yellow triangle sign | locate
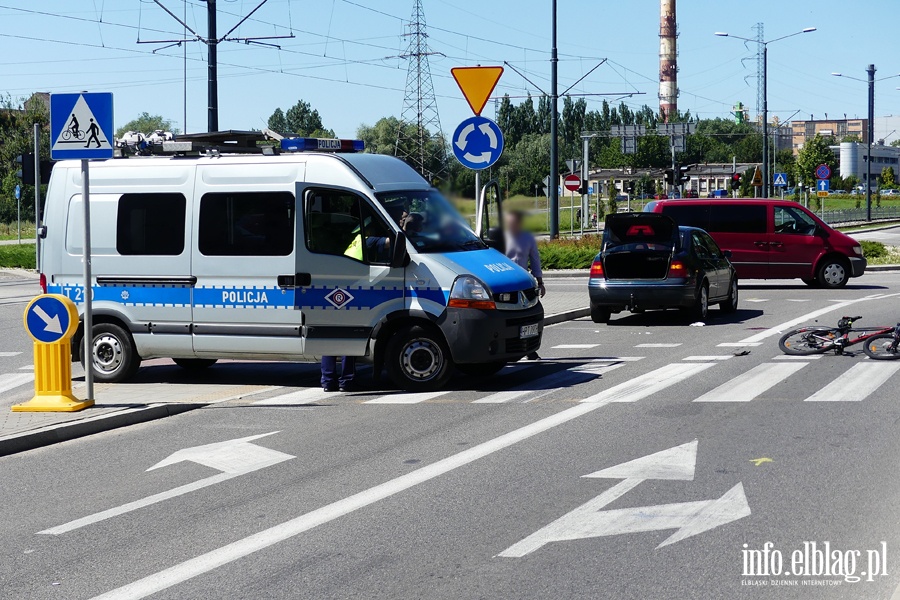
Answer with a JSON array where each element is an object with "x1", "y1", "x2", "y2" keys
[
  {"x1": 451, "y1": 66, "x2": 504, "y2": 116},
  {"x1": 751, "y1": 166, "x2": 763, "y2": 186}
]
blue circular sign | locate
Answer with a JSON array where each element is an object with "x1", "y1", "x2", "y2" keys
[
  {"x1": 14, "y1": 185, "x2": 21, "y2": 200},
  {"x1": 815, "y1": 164, "x2": 831, "y2": 180},
  {"x1": 24, "y1": 295, "x2": 77, "y2": 344},
  {"x1": 452, "y1": 115, "x2": 504, "y2": 171}
]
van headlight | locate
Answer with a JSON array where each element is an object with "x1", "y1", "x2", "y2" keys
[
  {"x1": 853, "y1": 245, "x2": 863, "y2": 256},
  {"x1": 448, "y1": 275, "x2": 496, "y2": 310}
]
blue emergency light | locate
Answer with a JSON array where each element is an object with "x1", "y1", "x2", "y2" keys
[{"x1": 280, "y1": 138, "x2": 365, "y2": 153}]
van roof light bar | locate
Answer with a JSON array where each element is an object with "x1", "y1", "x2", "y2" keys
[{"x1": 280, "y1": 138, "x2": 365, "y2": 153}]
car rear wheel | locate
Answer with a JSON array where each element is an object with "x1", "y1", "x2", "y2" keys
[
  {"x1": 719, "y1": 277, "x2": 739, "y2": 313},
  {"x1": 817, "y1": 258, "x2": 850, "y2": 288},
  {"x1": 683, "y1": 283, "x2": 709, "y2": 321},
  {"x1": 591, "y1": 304, "x2": 611, "y2": 323}
]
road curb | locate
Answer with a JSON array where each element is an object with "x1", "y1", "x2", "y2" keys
[
  {"x1": 866, "y1": 264, "x2": 900, "y2": 272},
  {"x1": 0, "y1": 403, "x2": 205, "y2": 457},
  {"x1": 544, "y1": 307, "x2": 590, "y2": 325}
]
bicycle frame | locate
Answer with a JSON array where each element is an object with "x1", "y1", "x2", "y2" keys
[{"x1": 809, "y1": 325, "x2": 895, "y2": 354}]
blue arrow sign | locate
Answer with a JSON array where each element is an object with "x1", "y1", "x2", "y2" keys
[
  {"x1": 817, "y1": 179, "x2": 830, "y2": 192},
  {"x1": 452, "y1": 115, "x2": 504, "y2": 171},
  {"x1": 25, "y1": 296, "x2": 74, "y2": 344},
  {"x1": 773, "y1": 173, "x2": 788, "y2": 187},
  {"x1": 14, "y1": 185, "x2": 21, "y2": 200},
  {"x1": 50, "y1": 93, "x2": 115, "y2": 160}
]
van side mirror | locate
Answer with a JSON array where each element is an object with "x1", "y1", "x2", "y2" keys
[
  {"x1": 390, "y1": 231, "x2": 410, "y2": 268},
  {"x1": 476, "y1": 179, "x2": 505, "y2": 253}
]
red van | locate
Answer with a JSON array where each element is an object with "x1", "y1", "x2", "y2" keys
[{"x1": 643, "y1": 199, "x2": 866, "y2": 287}]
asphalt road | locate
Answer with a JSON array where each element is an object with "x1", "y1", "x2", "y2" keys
[
  {"x1": 2, "y1": 273, "x2": 900, "y2": 599},
  {"x1": 853, "y1": 225, "x2": 900, "y2": 247}
]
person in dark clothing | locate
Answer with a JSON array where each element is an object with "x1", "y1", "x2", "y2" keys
[{"x1": 321, "y1": 356, "x2": 355, "y2": 392}]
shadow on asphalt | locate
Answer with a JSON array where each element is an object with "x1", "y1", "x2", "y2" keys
[
  {"x1": 603, "y1": 308, "x2": 764, "y2": 327},
  {"x1": 739, "y1": 283, "x2": 888, "y2": 291}
]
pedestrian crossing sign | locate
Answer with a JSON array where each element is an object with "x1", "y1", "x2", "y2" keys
[{"x1": 50, "y1": 92, "x2": 114, "y2": 160}]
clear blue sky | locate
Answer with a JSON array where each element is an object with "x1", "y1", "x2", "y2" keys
[{"x1": 0, "y1": 0, "x2": 896, "y2": 138}]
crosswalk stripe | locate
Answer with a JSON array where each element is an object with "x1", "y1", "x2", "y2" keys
[
  {"x1": 473, "y1": 361, "x2": 625, "y2": 404},
  {"x1": 744, "y1": 298, "x2": 769, "y2": 303},
  {"x1": 254, "y1": 387, "x2": 334, "y2": 405},
  {"x1": 581, "y1": 362, "x2": 714, "y2": 404},
  {"x1": 364, "y1": 391, "x2": 450, "y2": 405},
  {"x1": 635, "y1": 343, "x2": 682, "y2": 348},
  {"x1": 717, "y1": 342, "x2": 763, "y2": 347},
  {"x1": 552, "y1": 344, "x2": 599, "y2": 349},
  {"x1": 0, "y1": 372, "x2": 33, "y2": 394},
  {"x1": 0, "y1": 351, "x2": 22, "y2": 357},
  {"x1": 786, "y1": 299, "x2": 810, "y2": 303},
  {"x1": 773, "y1": 355, "x2": 822, "y2": 361},
  {"x1": 694, "y1": 363, "x2": 807, "y2": 402},
  {"x1": 683, "y1": 355, "x2": 732, "y2": 361},
  {"x1": 804, "y1": 362, "x2": 900, "y2": 402}
]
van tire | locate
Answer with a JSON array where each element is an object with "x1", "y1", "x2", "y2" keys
[
  {"x1": 802, "y1": 277, "x2": 818, "y2": 287},
  {"x1": 80, "y1": 323, "x2": 141, "y2": 383},
  {"x1": 173, "y1": 358, "x2": 218, "y2": 370},
  {"x1": 386, "y1": 324, "x2": 452, "y2": 392},
  {"x1": 816, "y1": 257, "x2": 850, "y2": 288},
  {"x1": 591, "y1": 304, "x2": 611, "y2": 323},
  {"x1": 456, "y1": 362, "x2": 506, "y2": 377}
]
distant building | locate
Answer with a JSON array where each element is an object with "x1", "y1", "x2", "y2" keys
[
  {"x1": 585, "y1": 163, "x2": 760, "y2": 198},
  {"x1": 792, "y1": 118, "x2": 867, "y2": 154},
  {"x1": 874, "y1": 115, "x2": 900, "y2": 146},
  {"x1": 832, "y1": 141, "x2": 900, "y2": 184}
]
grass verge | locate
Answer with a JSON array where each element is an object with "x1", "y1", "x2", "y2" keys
[{"x1": 0, "y1": 244, "x2": 36, "y2": 269}]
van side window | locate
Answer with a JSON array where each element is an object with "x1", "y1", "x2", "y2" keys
[
  {"x1": 199, "y1": 192, "x2": 294, "y2": 256},
  {"x1": 774, "y1": 205, "x2": 817, "y2": 236},
  {"x1": 661, "y1": 205, "x2": 709, "y2": 229},
  {"x1": 305, "y1": 190, "x2": 393, "y2": 264},
  {"x1": 117, "y1": 193, "x2": 186, "y2": 255},
  {"x1": 708, "y1": 205, "x2": 767, "y2": 234}
]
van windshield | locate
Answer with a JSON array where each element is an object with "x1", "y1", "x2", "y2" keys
[{"x1": 375, "y1": 190, "x2": 486, "y2": 253}]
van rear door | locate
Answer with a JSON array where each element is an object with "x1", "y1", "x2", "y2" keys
[
  {"x1": 707, "y1": 203, "x2": 769, "y2": 279},
  {"x1": 191, "y1": 163, "x2": 305, "y2": 357}
]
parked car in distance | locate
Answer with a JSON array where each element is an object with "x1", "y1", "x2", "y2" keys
[
  {"x1": 588, "y1": 213, "x2": 738, "y2": 323},
  {"x1": 683, "y1": 189, "x2": 699, "y2": 198},
  {"x1": 653, "y1": 193, "x2": 669, "y2": 200},
  {"x1": 881, "y1": 189, "x2": 900, "y2": 196},
  {"x1": 643, "y1": 199, "x2": 865, "y2": 288},
  {"x1": 709, "y1": 190, "x2": 729, "y2": 198}
]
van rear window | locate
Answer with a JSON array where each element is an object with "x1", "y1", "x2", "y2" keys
[
  {"x1": 117, "y1": 193, "x2": 186, "y2": 256},
  {"x1": 199, "y1": 192, "x2": 294, "y2": 256},
  {"x1": 708, "y1": 204, "x2": 767, "y2": 234}
]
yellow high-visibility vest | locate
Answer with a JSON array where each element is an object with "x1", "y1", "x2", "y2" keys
[{"x1": 344, "y1": 234, "x2": 363, "y2": 261}]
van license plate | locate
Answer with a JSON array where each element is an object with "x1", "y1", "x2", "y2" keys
[{"x1": 520, "y1": 323, "x2": 540, "y2": 339}]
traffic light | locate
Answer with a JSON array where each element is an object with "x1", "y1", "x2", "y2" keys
[
  {"x1": 730, "y1": 172, "x2": 741, "y2": 190},
  {"x1": 627, "y1": 181, "x2": 635, "y2": 195},
  {"x1": 15, "y1": 154, "x2": 53, "y2": 185},
  {"x1": 664, "y1": 168, "x2": 675, "y2": 185},
  {"x1": 678, "y1": 164, "x2": 691, "y2": 185}
]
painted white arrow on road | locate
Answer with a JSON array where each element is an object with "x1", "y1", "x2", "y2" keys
[
  {"x1": 38, "y1": 432, "x2": 293, "y2": 535},
  {"x1": 33, "y1": 305, "x2": 62, "y2": 334},
  {"x1": 498, "y1": 441, "x2": 751, "y2": 557}
]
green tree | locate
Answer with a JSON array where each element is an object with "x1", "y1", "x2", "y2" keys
[
  {"x1": 0, "y1": 94, "x2": 50, "y2": 223},
  {"x1": 266, "y1": 108, "x2": 287, "y2": 133},
  {"x1": 740, "y1": 167, "x2": 755, "y2": 198},
  {"x1": 115, "y1": 112, "x2": 178, "y2": 138},
  {"x1": 794, "y1": 134, "x2": 837, "y2": 189},
  {"x1": 267, "y1": 100, "x2": 333, "y2": 137},
  {"x1": 606, "y1": 177, "x2": 617, "y2": 215},
  {"x1": 881, "y1": 166, "x2": 895, "y2": 188}
]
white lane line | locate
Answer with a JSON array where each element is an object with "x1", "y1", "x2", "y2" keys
[
  {"x1": 694, "y1": 363, "x2": 807, "y2": 402},
  {"x1": 786, "y1": 299, "x2": 811, "y2": 303},
  {"x1": 472, "y1": 360, "x2": 627, "y2": 404},
  {"x1": 19, "y1": 365, "x2": 34, "y2": 370},
  {"x1": 581, "y1": 362, "x2": 715, "y2": 404},
  {"x1": 804, "y1": 362, "x2": 900, "y2": 402},
  {"x1": 683, "y1": 355, "x2": 732, "y2": 361},
  {"x1": 717, "y1": 342, "x2": 764, "y2": 347},
  {"x1": 89, "y1": 399, "x2": 621, "y2": 600},
  {"x1": 552, "y1": 344, "x2": 599, "y2": 349},
  {"x1": 364, "y1": 391, "x2": 450, "y2": 404},
  {"x1": 736, "y1": 293, "x2": 900, "y2": 345},
  {"x1": 0, "y1": 351, "x2": 22, "y2": 357},
  {"x1": 773, "y1": 355, "x2": 822, "y2": 361},
  {"x1": 254, "y1": 387, "x2": 333, "y2": 406},
  {"x1": 744, "y1": 298, "x2": 769, "y2": 303},
  {"x1": 635, "y1": 343, "x2": 682, "y2": 348},
  {"x1": 0, "y1": 372, "x2": 33, "y2": 394}
]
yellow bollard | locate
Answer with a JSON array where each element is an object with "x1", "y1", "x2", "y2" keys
[{"x1": 12, "y1": 294, "x2": 94, "y2": 412}]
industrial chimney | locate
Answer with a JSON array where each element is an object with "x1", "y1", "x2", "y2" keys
[{"x1": 659, "y1": 0, "x2": 678, "y2": 122}]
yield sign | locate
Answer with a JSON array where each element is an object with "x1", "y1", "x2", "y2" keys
[
  {"x1": 451, "y1": 66, "x2": 504, "y2": 116},
  {"x1": 498, "y1": 441, "x2": 751, "y2": 557}
]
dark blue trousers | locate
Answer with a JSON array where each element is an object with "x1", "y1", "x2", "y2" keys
[{"x1": 321, "y1": 356, "x2": 356, "y2": 388}]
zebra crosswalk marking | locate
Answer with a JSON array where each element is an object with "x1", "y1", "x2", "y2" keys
[
  {"x1": 693, "y1": 363, "x2": 807, "y2": 403},
  {"x1": 804, "y1": 362, "x2": 900, "y2": 402}
]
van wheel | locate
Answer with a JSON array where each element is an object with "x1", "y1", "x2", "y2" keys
[
  {"x1": 817, "y1": 258, "x2": 850, "y2": 288},
  {"x1": 802, "y1": 277, "x2": 818, "y2": 287},
  {"x1": 456, "y1": 362, "x2": 506, "y2": 377},
  {"x1": 719, "y1": 277, "x2": 739, "y2": 313},
  {"x1": 80, "y1": 323, "x2": 141, "y2": 383},
  {"x1": 173, "y1": 358, "x2": 218, "y2": 370},
  {"x1": 591, "y1": 304, "x2": 611, "y2": 323},
  {"x1": 386, "y1": 325, "x2": 452, "y2": 392}
]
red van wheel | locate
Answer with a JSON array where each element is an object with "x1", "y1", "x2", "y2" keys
[{"x1": 817, "y1": 258, "x2": 849, "y2": 288}]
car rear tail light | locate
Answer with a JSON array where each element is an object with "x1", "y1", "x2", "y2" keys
[
  {"x1": 39, "y1": 273, "x2": 47, "y2": 294},
  {"x1": 589, "y1": 260, "x2": 604, "y2": 278},
  {"x1": 667, "y1": 260, "x2": 686, "y2": 278}
]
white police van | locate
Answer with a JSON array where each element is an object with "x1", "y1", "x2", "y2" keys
[{"x1": 39, "y1": 133, "x2": 543, "y2": 391}]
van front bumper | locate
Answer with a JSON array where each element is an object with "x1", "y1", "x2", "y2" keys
[
  {"x1": 850, "y1": 256, "x2": 867, "y2": 277},
  {"x1": 439, "y1": 304, "x2": 544, "y2": 363}
]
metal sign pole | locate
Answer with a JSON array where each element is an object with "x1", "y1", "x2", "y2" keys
[
  {"x1": 33, "y1": 124, "x2": 41, "y2": 271},
  {"x1": 81, "y1": 159, "x2": 94, "y2": 401}
]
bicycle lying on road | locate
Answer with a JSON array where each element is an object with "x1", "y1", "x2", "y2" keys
[{"x1": 779, "y1": 316, "x2": 900, "y2": 359}]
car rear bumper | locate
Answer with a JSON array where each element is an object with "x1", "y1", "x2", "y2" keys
[
  {"x1": 588, "y1": 277, "x2": 695, "y2": 309},
  {"x1": 438, "y1": 304, "x2": 544, "y2": 363},
  {"x1": 850, "y1": 257, "x2": 867, "y2": 277}
]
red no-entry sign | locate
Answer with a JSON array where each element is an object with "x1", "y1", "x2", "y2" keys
[{"x1": 564, "y1": 174, "x2": 581, "y2": 192}]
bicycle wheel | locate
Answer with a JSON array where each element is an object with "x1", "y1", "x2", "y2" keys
[
  {"x1": 778, "y1": 327, "x2": 838, "y2": 355},
  {"x1": 863, "y1": 334, "x2": 900, "y2": 360},
  {"x1": 62, "y1": 129, "x2": 71, "y2": 141},
  {"x1": 76, "y1": 129, "x2": 85, "y2": 140}
]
